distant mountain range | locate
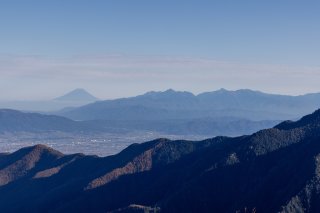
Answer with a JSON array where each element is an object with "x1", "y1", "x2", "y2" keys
[
  {"x1": 0, "y1": 88, "x2": 99, "y2": 112},
  {"x1": 3, "y1": 88, "x2": 320, "y2": 137},
  {"x1": 58, "y1": 88, "x2": 320, "y2": 121},
  {"x1": 1, "y1": 88, "x2": 320, "y2": 120},
  {"x1": 1, "y1": 109, "x2": 320, "y2": 212}
]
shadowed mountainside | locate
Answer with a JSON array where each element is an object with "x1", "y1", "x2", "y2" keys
[{"x1": 1, "y1": 110, "x2": 320, "y2": 212}]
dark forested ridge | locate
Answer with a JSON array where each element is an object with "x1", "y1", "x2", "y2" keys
[{"x1": 2, "y1": 109, "x2": 320, "y2": 212}]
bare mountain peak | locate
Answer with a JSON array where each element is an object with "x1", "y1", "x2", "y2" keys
[
  {"x1": 217, "y1": 88, "x2": 228, "y2": 92},
  {"x1": 164, "y1": 88, "x2": 176, "y2": 93},
  {"x1": 19, "y1": 144, "x2": 64, "y2": 157},
  {"x1": 142, "y1": 89, "x2": 195, "y2": 98},
  {"x1": 54, "y1": 88, "x2": 98, "y2": 103}
]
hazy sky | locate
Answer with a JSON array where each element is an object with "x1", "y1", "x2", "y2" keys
[{"x1": 1, "y1": 0, "x2": 320, "y2": 100}]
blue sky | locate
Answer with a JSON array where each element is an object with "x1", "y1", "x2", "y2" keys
[{"x1": 0, "y1": 0, "x2": 320, "y2": 100}]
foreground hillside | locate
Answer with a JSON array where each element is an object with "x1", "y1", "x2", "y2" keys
[{"x1": 1, "y1": 109, "x2": 320, "y2": 212}]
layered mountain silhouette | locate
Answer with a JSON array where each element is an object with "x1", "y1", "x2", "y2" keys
[
  {"x1": 0, "y1": 89, "x2": 99, "y2": 112},
  {"x1": 1, "y1": 109, "x2": 320, "y2": 212},
  {"x1": 2, "y1": 88, "x2": 320, "y2": 136},
  {"x1": 0, "y1": 109, "x2": 278, "y2": 136},
  {"x1": 58, "y1": 89, "x2": 320, "y2": 121}
]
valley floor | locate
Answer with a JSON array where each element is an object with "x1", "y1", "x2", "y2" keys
[{"x1": 0, "y1": 131, "x2": 207, "y2": 156}]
